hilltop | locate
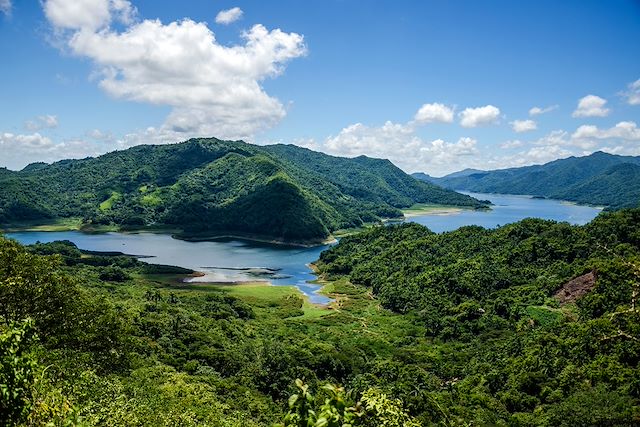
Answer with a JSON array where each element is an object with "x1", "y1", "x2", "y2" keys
[
  {"x1": 414, "y1": 151, "x2": 640, "y2": 209},
  {"x1": 0, "y1": 138, "x2": 485, "y2": 243}
]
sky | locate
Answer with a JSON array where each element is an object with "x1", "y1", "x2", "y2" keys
[{"x1": 0, "y1": 0, "x2": 639, "y2": 176}]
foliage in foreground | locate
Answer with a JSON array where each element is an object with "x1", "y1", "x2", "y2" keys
[
  {"x1": 316, "y1": 208, "x2": 640, "y2": 424},
  {"x1": 1, "y1": 208, "x2": 640, "y2": 425}
]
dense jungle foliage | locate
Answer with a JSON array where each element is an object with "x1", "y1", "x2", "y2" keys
[
  {"x1": 1, "y1": 209, "x2": 639, "y2": 425},
  {"x1": 316, "y1": 208, "x2": 640, "y2": 424},
  {"x1": 416, "y1": 151, "x2": 640, "y2": 209},
  {"x1": 0, "y1": 138, "x2": 484, "y2": 243}
]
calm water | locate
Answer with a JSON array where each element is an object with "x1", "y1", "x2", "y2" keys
[
  {"x1": 5, "y1": 193, "x2": 602, "y2": 304},
  {"x1": 407, "y1": 192, "x2": 603, "y2": 232}
]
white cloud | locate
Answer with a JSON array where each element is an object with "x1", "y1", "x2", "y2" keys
[
  {"x1": 529, "y1": 105, "x2": 558, "y2": 116},
  {"x1": 0, "y1": 0, "x2": 11, "y2": 16},
  {"x1": 0, "y1": 132, "x2": 108, "y2": 170},
  {"x1": 215, "y1": 7, "x2": 243, "y2": 25},
  {"x1": 621, "y1": 78, "x2": 640, "y2": 106},
  {"x1": 500, "y1": 140, "x2": 524, "y2": 149},
  {"x1": 458, "y1": 105, "x2": 500, "y2": 128},
  {"x1": 308, "y1": 120, "x2": 478, "y2": 174},
  {"x1": 572, "y1": 121, "x2": 640, "y2": 141},
  {"x1": 24, "y1": 115, "x2": 59, "y2": 131},
  {"x1": 44, "y1": 0, "x2": 136, "y2": 31},
  {"x1": 309, "y1": 119, "x2": 585, "y2": 175},
  {"x1": 510, "y1": 119, "x2": 537, "y2": 133},
  {"x1": 413, "y1": 103, "x2": 454, "y2": 124},
  {"x1": 525, "y1": 122, "x2": 640, "y2": 154},
  {"x1": 534, "y1": 130, "x2": 571, "y2": 147},
  {"x1": 521, "y1": 145, "x2": 572, "y2": 164},
  {"x1": 572, "y1": 94, "x2": 610, "y2": 118},
  {"x1": 42, "y1": 0, "x2": 306, "y2": 141},
  {"x1": 87, "y1": 129, "x2": 115, "y2": 140}
]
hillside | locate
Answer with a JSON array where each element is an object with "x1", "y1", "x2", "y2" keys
[
  {"x1": 3, "y1": 209, "x2": 640, "y2": 425},
  {"x1": 0, "y1": 138, "x2": 485, "y2": 243},
  {"x1": 414, "y1": 151, "x2": 640, "y2": 209},
  {"x1": 316, "y1": 209, "x2": 640, "y2": 425}
]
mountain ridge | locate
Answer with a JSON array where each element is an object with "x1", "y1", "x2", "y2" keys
[
  {"x1": 0, "y1": 138, "x2": 486, "y2": 243},
  {"x1": 413, "y1": 151, "x2": 640, "y2": 209}
]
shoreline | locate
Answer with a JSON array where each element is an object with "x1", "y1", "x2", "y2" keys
[
  {"x1": 1, "y1": 219, "x2": 338, "y2": 248},
  {"x1": 182, "y1": 273, "x2": 334, "y2": 309},
  {"x1": 402, "y1": 207, "x2": 464, "y2": 217},
  {"x1": 400, "y1": 203, "x2": 470, "y2": 218},
  {"x1": 458, "y1": 191, "x2": 607, "y2": 210},
  {"x1": 174, "y1": 232, "x2": 337, "y2": 248}
]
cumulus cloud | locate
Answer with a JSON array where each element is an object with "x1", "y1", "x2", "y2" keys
[
  {"x1": 524, "y1": 122, "x2": 640, "y2": 154},
  {"x1": 529, "y1": 105, "x2": 558, "y2": 116},
  {"x1": 621, "y1": 78, "x2": 640, "y2": 105},
  {"x1": 0, "y1": 0, "x2": 11, "y2": 16},
  {"x1": 87, "y1": 129, "x2": 115, "y2": 141},
  {"x1": 24, "y1": 115, "x2": 58, "y2": 131},
  {"x1": 309, "y1": 119, "x2": 583, "y2": 175},
  {"x1": 44, "y1": 0, "x2": 136, "y2": 30},
  {"x1": 458, "y1": 105, "x2": 500, "y2": 128},
  {"x1": 0, "y1": 132, "x2": 109, "y2": 170},
  {"x1": 500, "y1": 140, "x2": 524, "y2": 149},
  {"x1": 301, "y1": 121, "x2": 476, "y2": 174},
  {"x1": 42, "y1": 0, "x2": 306, "y2": 141},
  {"x1": 510, "y1": 119, "x2": 537, "y2": 133},
  {"x1": 413, "y1": 103, "x2": 454, "y2": 124},
  {"x1": 521, "y1": 145, "x2": 572, "y2": 164},
  {"x1": 572, "y1": 121, "x2": 640, "y2": 141},
  {"x1": 572, "y1": 95, "x2": 610, "y2": 118},
  {"x1": 215, "y1": 7, "x2": 243, "y2": 25}
]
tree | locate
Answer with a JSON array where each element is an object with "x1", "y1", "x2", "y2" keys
[
  {"x1": 0, "y1": 319, "x2": 37, "y2": 426},
  {"x1": 279, "y1": 379, "x2": 421, "y2": 427}
]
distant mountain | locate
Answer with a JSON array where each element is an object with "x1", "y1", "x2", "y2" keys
[
  {"x1": 414, "y1": 152, "x2": 640, "y2": 209},
  {"x1": 0, "y1": 138, "x2": 486, "y2": 243},
  {"x1": 410, "y1": 172, "x2": 435, "y2": 183},
  {"x1": 440, "y1": 168, "x2": 486, "y2": 179},
  {"x1": 412, "y1": 168, "x2": 485, "y2": 184}
]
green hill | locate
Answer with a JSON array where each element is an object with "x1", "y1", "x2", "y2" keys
[
  {"x1": 414, "y1": 151, "x2": 640, "y2": 209},
  {"x1": 315, "y1": 208, "x2": 640, "y2": 424},
  {"x1": 0, "y1": 138, "x2": 485, "y2": 243}
]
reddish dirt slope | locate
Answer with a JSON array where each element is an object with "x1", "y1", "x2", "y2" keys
[{"x1": 554, "y1": 271, "x2": 597, "y2": 304}]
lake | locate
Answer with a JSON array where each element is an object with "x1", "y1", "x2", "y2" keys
[
  {"x1": 5, "y1": 192, "x2": 602, "y2": 304},
  {"x1": 408, "y1": 192, "x2": 603, "y2": 232}
]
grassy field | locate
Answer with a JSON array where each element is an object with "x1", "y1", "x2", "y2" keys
[{"x1": 140, "y1": 272, "x2": 333, "y2": 320}]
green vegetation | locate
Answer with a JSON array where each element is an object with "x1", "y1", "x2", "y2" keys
[
  {"x1": 99, "y1": 191, "x2": 122, "y2": 211},
  {"x1": 0, "y1": 237, "x2": 429, "y2": 425},
  {"x1": 2, "y1": 208, "x2": 640, "y2": 425},
  {"x1": 415, "y1": 151, "x2": 640, "y2": 209},
  {"x1": 0, "y1": 138, "x2": 486, "y2": 243},
  {"x1": 315, "y1": 208, "x2": 640, "y2": 424}
]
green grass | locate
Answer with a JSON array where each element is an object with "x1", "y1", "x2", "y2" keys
[
  {"x1": 525, "y1": 305, "x2": 565, "y2": 327},
  {"x1": 140, "y1": 274, "x2": 333, "y2": 320},
  {"x1": 99, "y1": 191, "x2": 122, "y2": 211},
  {"x1": 141, "y1": 189, "x2": 163, "y2": 206},
  {"x1": 0, "y1": 217, "x2": 84, "y2": 232}
]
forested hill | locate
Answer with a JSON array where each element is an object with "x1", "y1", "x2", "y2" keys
[
  {"x1": 413, "y1": 151, "x2": 640, "y2": 209},
  {"x1": 316, "y1": 209, "x2": 640, "y2": 424},
  {"x1": 0, "y1": 138, "x2": 484, "y2": 242}
]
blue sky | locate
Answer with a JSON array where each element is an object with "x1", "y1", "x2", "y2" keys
[{"x1": 1, "y1": 0, "x2": 639, "y2": 175}]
